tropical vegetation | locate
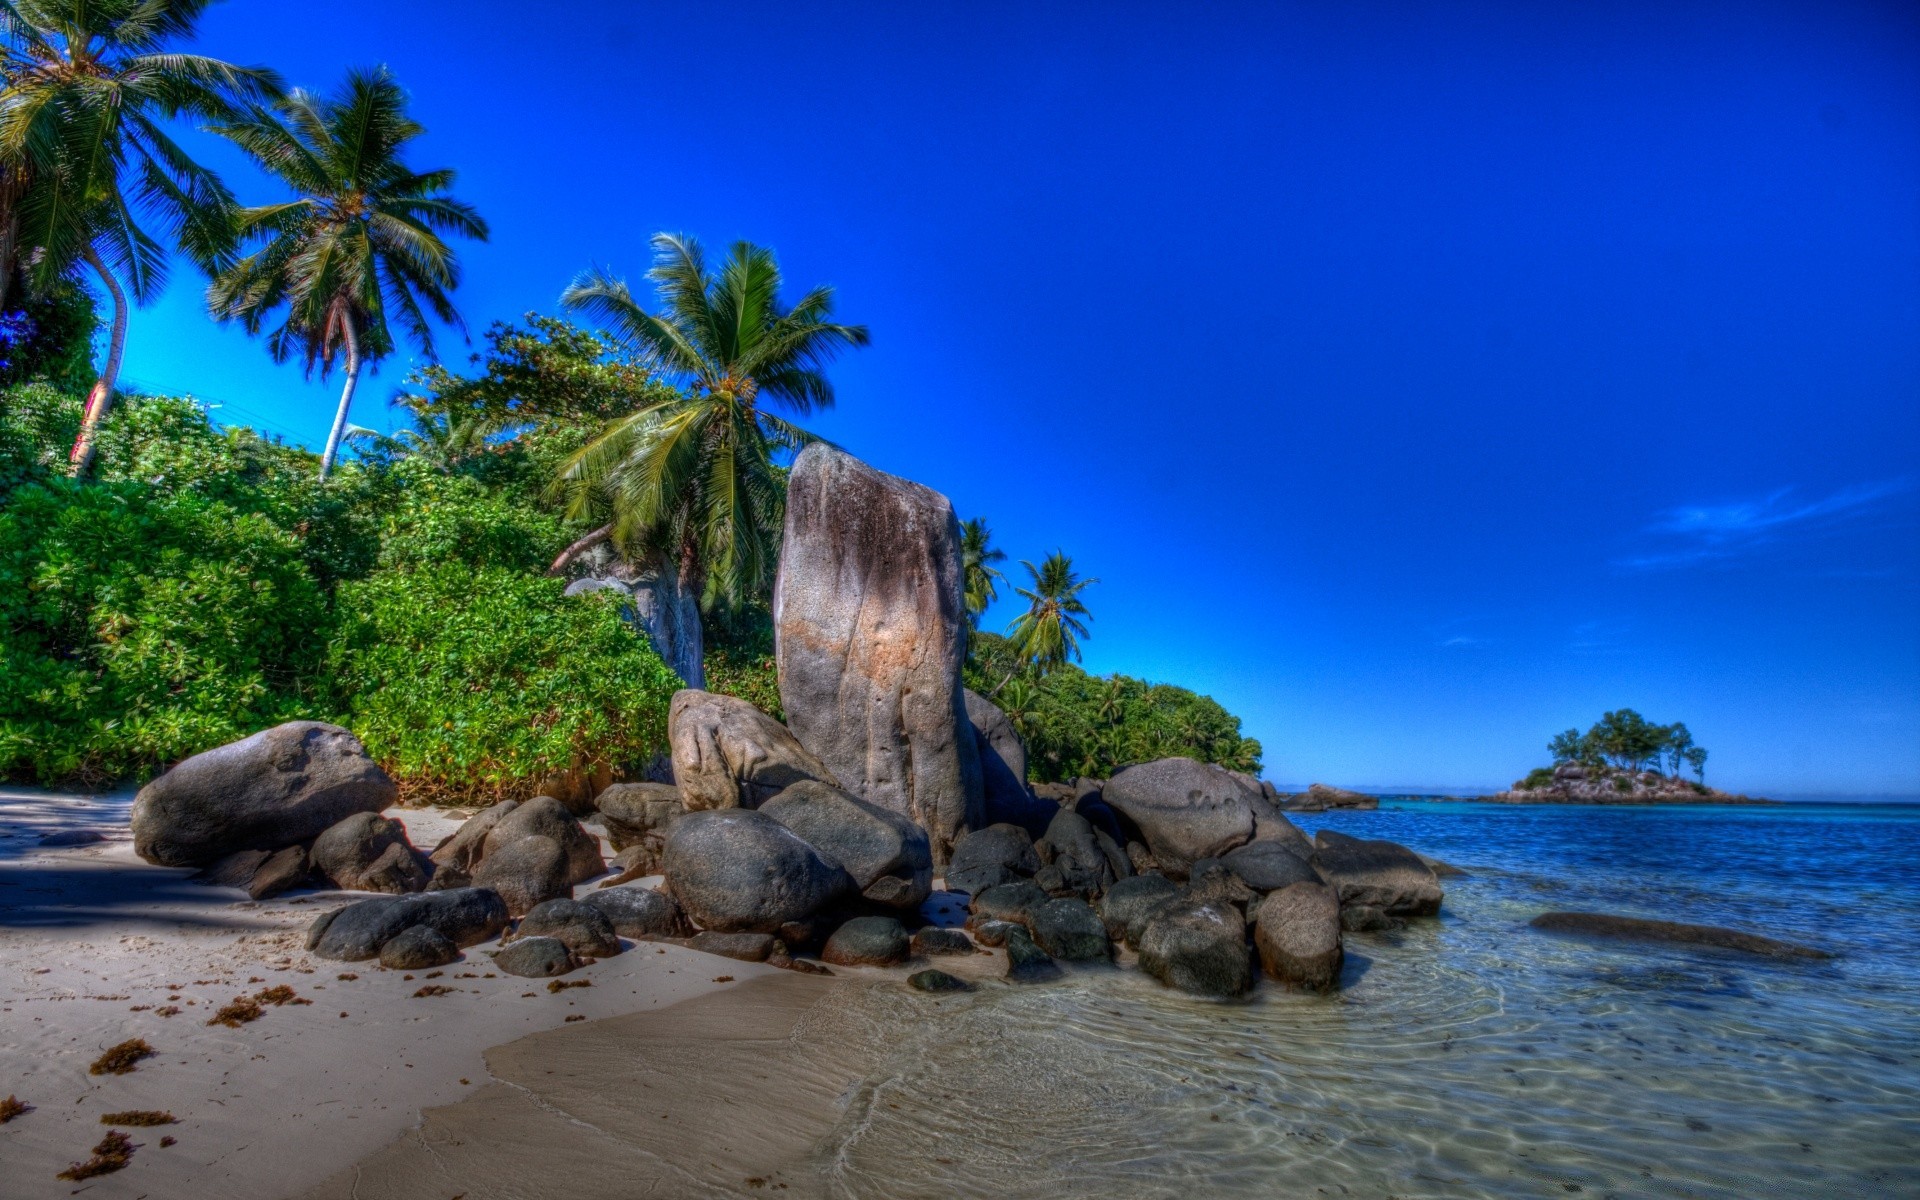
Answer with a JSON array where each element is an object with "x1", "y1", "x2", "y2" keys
[{"x1": 1517, "y1": 709, "x2": 1708, "y2": 790}]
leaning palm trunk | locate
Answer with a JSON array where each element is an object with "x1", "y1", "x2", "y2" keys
[
  {"x1": 68, "y1": 248, "x2": 128, "y2": 477},
  {"x1": 318, "y1": 317, "x2": 362, "y2": 480}
]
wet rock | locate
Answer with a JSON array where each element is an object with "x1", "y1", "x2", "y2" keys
[
  {"x1": 582, "y1": 885, "x2": 689, "y2": 940},
  {"x1": 668, "y1": 689, "x2": 841, "y2": 811},
  {"x1": 482, "y1": 796, "x2": 604, "y2": 886},
  {"x1": 946, "y1": 824, "x2": 1041, "y2": 897},
  {"x1": 1137, "y1": 899, "x2": 1253, "y2": 997},
  {"x1": 1029, "y1": 898, "x2": 1111, "y2": 961},
  {"x1": 1102, "y1": 758, "x2": 1267, "y2": 878},
  {"x1": 132, "y1": 722, "x2": 395, "y2": 867},
  {"x1": 662, "y1": 809, "x2": 854, "y2": 934},
  {"x1": 967, "y1": 879, "x2": 1050, "y2": 930},
  {"x1": 472, "y1": 834, "x2": 572, "y2": 917},
  {"x1": 1340, "y1": 905, "x2": 1403, "y2": 933},
  {"x1": 761, "y1": 780, "x2": 933, "y2": 911},
  {"x1": 312, "y1": 813, "x2": 425, "y2": 893},
  {"x1": 775, "y1": 443, "x2": 983, "y2": 862},
  {"x1": 1219, "y1": 840, "x2": 1319, "y2": 893},
  {"x1": 688, "y1": 930, "x2": 776, "y2": 962},
  {"x1": 379, "y1": 925, "x2": 459, "y2": 970},
  {"x1": 1253, "y1": 882, "x2": 1343, "y2": 991},
  {"x1": 822, "y1": 916, "x2": 911, "y2": 967},
  {"x1": 517, "y1": 898, "x2": 622, "y2": 958},
  {"x1": 1311, "y1": 832, "x2": 1443, "y2": 916},
  {"x1": 39, "y1": 829, "x2": 106, "y2": 846},
  {"x1": 429, "y1": 800, "x2": 519, "y2": 874},
  {"x1": 908, "y1": 968, "x2": 974, "y2": 993},
  {"x1": 492, "y1": 936, "x2": 577, "y2": 978},
  {"x1": 1528, "y1": 912, "x2": 1832, "y2": 959},
  {"x1": 1100, "y1": 873, "x2": 1180, "y2": 946},
  {"x1": 910, "y1": 927, "x2": 974, "y2": 957},
  {"x1": 1419, "y1": 853, "x2": 1470, "y2": 879},
  {"x1": 307, "y1": 888, "x2": 511, "y2": 961},
  {"x1": 1036, "y1": 808, "x2": 1116, "y2": 899},
  {"x1": 1003, "y1": 926, "x2": 1062, "y2": 983}
]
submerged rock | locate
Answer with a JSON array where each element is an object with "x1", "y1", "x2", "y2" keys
[
  {"x1": 132, "y1": 722, "x2": 394, "y2": 867},
  {"x1": 1529, "y1": 912, "x2": 1832, "y2": 959},
  {"x1": 1003, "y1": 926, "x2": 1063, "y2": 983},
  {"x1": 908, "y1": 968, "x2": 974, "y2": 993}
]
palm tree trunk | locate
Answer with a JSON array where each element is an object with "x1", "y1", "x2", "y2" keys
[
  {"x1": 547, "y1": 523, "x2": 614, "y2": 575},
  {"x1": 318, "y1": 316, "x2": 361, "y2": 481},
  {"x1": 67, "y1": 246, "x2": 128, "y2": 478}
]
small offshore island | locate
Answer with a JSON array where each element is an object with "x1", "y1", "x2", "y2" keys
[{"x1": 1471, "y1": 709, "x2": 1778, "y2": 804}]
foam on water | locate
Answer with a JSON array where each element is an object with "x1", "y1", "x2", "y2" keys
[{"x1": 802, "y1": 803, "x2": 1920, "y2": 1198}]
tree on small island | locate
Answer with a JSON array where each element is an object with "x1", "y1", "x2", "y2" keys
[{"x1": 1521, "y1": 708, "x2": 1708, "y2": 791}]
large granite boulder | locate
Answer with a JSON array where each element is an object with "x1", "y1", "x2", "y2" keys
[
  {"x1": 661, "y1": 809, "x2": 855, "y2": 934},
  {"x1": 1253, "y1": 881, "x2": 1344, "y2": 991},
  {"x1": 760, "y1": 780, "x2": 933, "y2": 910},
  {"x1": 945, "y1": 824, "x2": 1041, "y2": 897},
  {"x1": 131, "y1": 722, "x2": 396, "y2": 867},
  {"x1": 774, "y1": 444, "x2": 983, "y2": 862},
  {"x1": 1029, "y1": 898, "x2": 1111, "y2": 961},
  {"x1": 1137, "y1": 898, "x2": 1253, "y2": 997},
  {"x1": 1036, "y1": 808, "x2": 1122, "y2": 899},
  {"x1": 1311, "y1": 830, "x2": 1444, "y2": 916},
  {"x1": 668, "y1": 690, "x2": 839, "y2": 811},
  {"x1": 592, "y1": 782, "x2": 682, "y2": 851},
  {"x1": 967, "y1": 689, "x2": 1053, "y2": 834},
  {"x1": 306, "y1": 888, "x2": 511, "y2": 961},
  {"x1": 482, "y1": 796, "x2": 604, "y2": 886},
  {"x1": 821, "y1": 915, "x2": 911, "y2": 966},
  {"x1": 473, "y1": 835, "x2": 573, "y2": 916},
  {"x1": 310, "y1": 813, "x2": 426, "y2": 893},
  {"x1": 1099, "y1": 873, "x2": 1180, "y2": 946},
  {"x1": 1219, "y1": 840, "x2": 1319, "y2": 893},
  {"x1": 1101, "y1": 757, "x2": 1266, "y2": 878}
]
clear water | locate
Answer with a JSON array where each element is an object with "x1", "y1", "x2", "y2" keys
[{"x1": 802, "y1": 802, "x2": 1920, "y2": 1198}]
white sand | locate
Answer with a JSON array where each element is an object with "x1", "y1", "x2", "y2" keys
[{"x1": 0, "y1": 786, "x2": 759, "y2": 1200}]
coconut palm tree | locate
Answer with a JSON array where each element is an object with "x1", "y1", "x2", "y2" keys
[
  {"x1": 960, "y1": 517, "x2": 1007, "y2": 628},
  {"x1": 205, "y1": 66, "x2": 486, "y2": 480},
  {"x1": 0, "y1": 0, "x2": 281, "y2": 474},
  {"x1": 547, "y1": 232, "x2": 870, "y2": 607},
  {"x1": 1007, "y1": 551, "x2": 1097, "y2": 677}
]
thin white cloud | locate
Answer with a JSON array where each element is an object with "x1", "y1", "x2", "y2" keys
[{"x1": 1617, "y1": 477, "x2": 1914, "y2": 571}]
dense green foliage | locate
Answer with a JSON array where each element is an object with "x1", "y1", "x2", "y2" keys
[
  {"x1": 965, "y1": 632, "x2": 1261, "y2": 782},
  {"x1": 0, "y1": 282, "x2": 97, "y2": 394},
  {"x1": 1544, "y1": 708, "x2": 1708, "y2": 781},
  {"x1": 327, "y1": 564, "x2": 680, "y2": 804}
]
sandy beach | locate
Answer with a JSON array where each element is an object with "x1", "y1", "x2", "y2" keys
[{"x1": 0, "y1": 786, "x2": 762, "y2": 1200}]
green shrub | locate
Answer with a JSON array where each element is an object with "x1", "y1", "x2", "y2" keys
[
  {"x1": 329, "y1": 564, "x2": 680, "y2": 804},
  {"x1": 0, "y1": 382, "x2": 83, "y2": 493},
  {"x1": 703, "y1": 601, "x2": 782, "y2": 720},
  {"x1": 0, "y1": 282, "x2": 98, "y2": 395},
  {"x1": 0, "y1": 479, "x2": 327, "y2": 785},
  {"x1": 374, "y1": 464, "x2": 560, "y2": 575},
  {"x1": 1518, "y1": 767, "x2": 1557, "y2": 790}
]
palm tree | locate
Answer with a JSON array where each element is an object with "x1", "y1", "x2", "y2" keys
[
  {"x1": 205, "y1": 66, "x2": 486, "y2": 480},
  {"x1": 0, "y1": 0, "x2": 281, "y2": 474},
  {"x1": 547, "y1": 232, "x2": 869, "y2": 610},
  {"x1": 1095, "y1": 677, "x2": 1128, "y2": 726},
  {"x1": 960, "y1": 517, "x2": 1007, "y2": 628},
  {"x1": 1007, "y1": 551, "x2": 1097, "y2": 677}
]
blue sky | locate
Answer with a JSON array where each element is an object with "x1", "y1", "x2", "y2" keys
[{"x1": 116, "y1": 1, "x2": 1919, "y2": 795}]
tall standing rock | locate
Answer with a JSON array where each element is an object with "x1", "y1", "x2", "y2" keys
[{"x1": 774, "y1": 444, "x2": 983, "y2": 862}]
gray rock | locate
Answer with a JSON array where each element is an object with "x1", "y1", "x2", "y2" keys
[
  {"x1": 1137, "y1": 899, "x2": 1253, "y2": 997},
  {"x1": 970, "y1": 919, "x2": 1020, "y2": 948},
  {"x1": 1340, "y1": 905, "x2": 1402, "y2": 932},
  {"x1": 662, "y1": 809, "x2": 854, "y2": 934},
  {"x1": 38, "y1": 829, "x2": 106, "y2": 846},
  {"x1": 1033, "y1": 863, "x2": 1071, "y2": 897},
  {"x1": 424, "y1": 864, "x2": 471, "y2": 892},
  {"x1": 1029, "y1": 898, "x2": 1111, "y2": 961},
  {"x1": 908, "y1": 968, "x2": 973, "y2": 993},
  {"x1": 592, "y1": 782, "x2": 682, "y2": 851},
  {"x1": 249, "y1": 844, "x2": 312, "y2": 899},
  {"x1": 966, "y1": 689, "x2": 1053, "y2": 835},
  {"x1": 822, "y1": 916, "x2": 911, "y2": 966},
  {"x1": 518, "y1": 898, "x2": 622, "y2": 958},
  {"x1": 1102, "y1": 757, "x2": 1267, "y2": 878},
  {"x1": 482, "y1": 796, "x2": 604, "y2": 886},
  {"x1": 1253, "y1": 882, "x2": 1343, "y2": 991},
  {"x1": 1036, "y1": 808, "x2": 1116, "y2": 899},
  {"x1": 910, "y1": 927, "x2": 974, "y2": 956},
  {"x1": 1184, "y1": 861, "x2": 1261, "y2": 912},
  {"x1": 582, "y1": 885, "x2": 688, "y2": 940},
  {"x1": 1528, "y1": 912, "x2": 1832, "y2": 959},
  {"x1": 193, "y1": 848, "x2": 271, "y2": 891},
  {"x1": 688, "y1": 930, "x2": 776, "y2": 961},
  {"x1": 311, "y1": 813, "x2": 424, "y2": 893},
  {"x1": 379, "y1": 925, "x2": 459, "y2": 970},
  {"x1": 761, "y1": 780, "x2": 933, "y2": 911},
  {"x1": 492, "y1": 936, "x2": 577, "y2": 978},
  {"x1": 968, "y1": 879, "x2": 1050, "y2": 930},
  {"x1": 1311, "y1": 832, "x2": 1444, "y2": 916},
  {"x1": 668, "y1": 689, "x2": 839, "y2": 811},
  {"x1": 307, "y1": 888, "x2": 511, "y2": 961},
  {"x1": 1219, "y1": 840, "x2": 1319, "y2": 893},
  {"x1": 131, "y1": 722, "x2": 395, "y2": 867},
  {"x1": 774, "y1": 444, "x2": 983, "y2": 863},
  {"x1": 945, "y1": 824, "x2": 1041, "y2": 897},
  {"x1": 429, "y1": 800, "x2": 519, "y2": 873},
  {"x1": 1282, "y1": 782, "x2": 1378, "y2": 812},
  {"x1": 472, "y1": 835, "x2": 572, "y2": 916},
  {"x1": 1099, "y1": 873, "x2": 1180, "y2": 946},
  {"x1": 1003, "y1": 926, "x2": 1062, "y2": 983}
]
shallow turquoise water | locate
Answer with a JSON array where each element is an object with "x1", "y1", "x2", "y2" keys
[{"x1": 806, "y1": 802, "x2": 1920, "y2": 1198}]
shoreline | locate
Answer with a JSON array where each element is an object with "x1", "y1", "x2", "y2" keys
[{"x1": 0, "y1": 786, "x2": 756, "y2": 1200}]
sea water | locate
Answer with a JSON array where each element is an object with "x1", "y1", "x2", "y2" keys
[{"x1": 802, "y1": 802, "x2": 1920, "y2": 1198}]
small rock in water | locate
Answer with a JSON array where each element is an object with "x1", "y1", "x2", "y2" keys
[
  {"x1": 908, "y1": 969, "x2": 974, "y2": 993},
  {"x1": 379, "y1": 925, "x2": 459, "y2": 970},
  {"x1": 1003, "y1": 926, "x2": 1063, "y2": 983},
  {"x1": 39, "y1": 829, "x2": 107, "y2": 847},
  {"x1": 910, "y1": 927, "x2": 974, "y2": 957},
  {"x1": 1341, "y1": 905, "x2": 1403, "y2": 933},
  {"x1": 491, "y1": 936, "x2": 577, "y2": 978},
  {"x1": 1253, "y1": 882, "x2": 1343, "y2": 992},
  {"x1": 1137, "y1": 900, "x2": 1252, "y2": 997},
  {"x1": 822, "y1": 916, "x2": 911, "y2": 967},
  {"x1": 1529, "y1": 912, "x2": 1832, "y2": 960}
]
